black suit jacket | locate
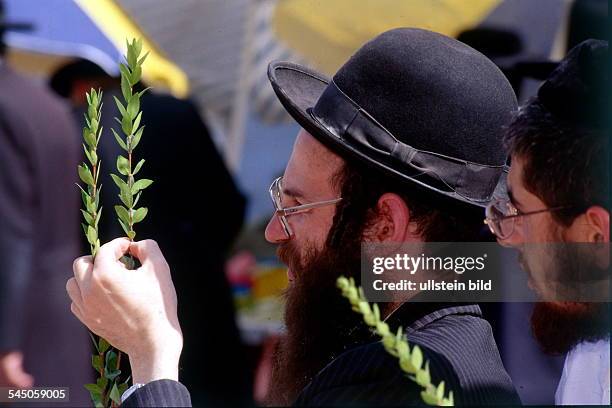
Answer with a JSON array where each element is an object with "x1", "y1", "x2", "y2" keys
[{"x1": 124, "y1": 303, "x2": 521, "y2": 406}]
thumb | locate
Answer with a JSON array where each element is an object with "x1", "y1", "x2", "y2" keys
[
  {"x1": 129, "y1": 239, "x2": 167, "y2": 270},
  {"x1": 96, "y1": 237, "x2": 132, "y2": 269}
]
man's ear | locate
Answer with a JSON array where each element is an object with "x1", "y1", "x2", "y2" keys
[
  {"x1": 584, "y1": 206, "x2": 610, "y2": 243},
  {"x1": 366, "y1": 193, "x2": 417, "y2": 242},
  {"x1": 567, "y1": 206, "x2": 610, "y2": 243}
]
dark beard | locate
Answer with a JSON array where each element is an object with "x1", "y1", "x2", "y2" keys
[
  {"x1": 265, "y1": 238, "x2": 371, "y2": 405},
  {"x1": 531, "y1": 301, "x2": 610, "y2": 355}
]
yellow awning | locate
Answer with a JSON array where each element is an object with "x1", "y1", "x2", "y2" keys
[
  {"x1": 273, "y1": 0, "x2": 501, "y2": 75},
  {"x1": 75, "y1": 0, "x2": 190, "y2": 98}
]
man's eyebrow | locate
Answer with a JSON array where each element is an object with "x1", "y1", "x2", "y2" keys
[{"x1": 282, "y1": 185, "x2": 306, "y2": 199}]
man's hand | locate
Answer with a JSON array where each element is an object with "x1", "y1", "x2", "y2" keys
[
  {"x1": 0, "y1": 351, "x2": 34, "y2": 388},
  {"x1": 66, "y1": 238, "x2": 183, "y2": 384}
]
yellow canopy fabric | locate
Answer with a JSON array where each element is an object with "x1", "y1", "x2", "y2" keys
[
  {"x1": 273, "y1": 0, "x2": 502, "y2": 75},
  {"x1": 75, "y1": 0, "x2": 189, "y2": 98}
]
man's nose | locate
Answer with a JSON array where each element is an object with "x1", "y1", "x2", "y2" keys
[{"x1": 265, "y1": 213, "x2": 290, "y2": 244}]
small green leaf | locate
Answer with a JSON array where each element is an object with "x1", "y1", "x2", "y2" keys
[
  {"x1": 86, "y1": 225, "x2": 97, "y2": 245},
  {"x1": 133, "y1": 191, "x2": 143, "y2": 207},
  {"x1": 92, "y1": 355, "x2": 103, "y2": 372},
  {"x1": 132, "y1": 112, "x2": 142, "y2": 132},
  {"x1": 110, "y1": 173, "x2": 128, "y2": 190},
  {"x1": 96, "y1": 377, "x2": 108, "y2": 392},
  {"x1": 83, "y1": 128, "x2": 95, "y2": 147},
  {"x1": 109, "y1": 382, "x2": 121, "y2": 404},
  {"x1": 399, "y1": 355, "x2": 416, "y2": 374},
  {"x1": 120, "y1": 188, "x2": 133, "y2": 208},
  {"x1": 98, "y1": 337, "x2": 110, "y2": 354},
  {"x1": 105, "y1": 350, "x2": 117, "y2": 368},
  {"x1": 105, "y1": 368, "x2": 121, "y2": 381},
  {"x1": 131, "y1": 178, "x2": 153, "y2": 194},
  {"x1": 436, "y1": 381, "x2": 445, "y2": 400},
  {"x1": 115, "y1": 205, "x2": 130, "y2": 225},
  {"x1": 132, "y1": 207, "x2": 148, "y2": 223},
  {"x1": 137, "y1": 50, "x2": 150, "y2": 66},
  {"x1": 113, "y1": 96, "x2": 127, "y2": 118},
  {"x1": 112, "y1": 128, "x2": 128, "y2": 151},
  {"x1": 396, "y1": 340, "x2": 409, "y2": 359},
  {"x1": 122, "y1": 114, "x2": 132, "y2": 135},
  {"x1": 127, "y1": 95, "x2": 139, "y2": 119},
  {"x1": 119, "y1": 63, "x2": 132, "y2": 85},
  {"x1": 81, "y1": 209, "x2": 94, "y2": 225},
  {"x1": 118, "y1": 218, "x2": 130, "y2": 236},
  {"x1": 78, "y1": 164, "x2": 95, "y2": 186},
  {"x1": 84, "y1": 383, "x2": 101, "y2": 394},
  {"x1": 117, "y1": 155, "x2": 130, "y2": 175},
  {"x1": 420, "y1": 391, "x2": 439, "y2": 405},
  {"x1": 95, "y1": 208, "x2": 102, "y2": 228},
  {"x1": 131, "y1": 126, "x2": 144, "y2": 149},
  {"x1": 128, "y1": 230, "x2": 136, "y2": 240},
  {"x1": 411, "y1": 345, "x2": 423, "y2": 371},
  {"x1": 134, "y1": 38, "x2": 143, "y2": 60},
  {"x1": 416, "y1": 364, "x2": 431, "y2": 387},
  {"x1": 131, "y1": 65, "x2": 142, "y2": 84},
  {"x1": 133, "y1": 159, "x2": 145, "y2": 175},
  {"x1": 81, "y1": 222, "x2": 88, "y2": 237},
  {"x1": 121, "y1": 74, "x2": 132, "y2": 101}
]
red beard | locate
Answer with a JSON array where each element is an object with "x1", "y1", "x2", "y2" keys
[{"x1": 531, "y1": 301, "x2": 610, "y2": 355}]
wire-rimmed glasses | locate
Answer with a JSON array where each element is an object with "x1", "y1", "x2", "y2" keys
[{"x1": 269, "y1": 176, "x2": 342, "y2": 238}]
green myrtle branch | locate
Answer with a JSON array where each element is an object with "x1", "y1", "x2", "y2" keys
[
  {"x1": 337, "y1": 276, "x2": 454, "y2": 406},
  {"x1": 86, "y1": 334, "x2": 130, "y2": 407},
  {"x1": 111, "y1": 38, "x2": 152, "y2": 253},
  {"x1": 78, "y1": 88, "x2": 103, "y2": 258},
  {"x1": 79, "y1": 89, "x2": 128, "y2": 407}
]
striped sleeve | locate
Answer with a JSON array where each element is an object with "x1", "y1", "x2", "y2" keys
[{"x1": 122, "y1": 379, "x2": 192, "y2": 407}]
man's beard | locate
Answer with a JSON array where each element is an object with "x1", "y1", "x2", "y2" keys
[
  {"x1": 531, "y1": 301, "x2": 610, "y2": 355},
  {"x1": 517, "y1": 224, "x2": 610, "y2": 354},
  {"x1": 265, "y1": 237, "x2": 371, "y2": 405}
]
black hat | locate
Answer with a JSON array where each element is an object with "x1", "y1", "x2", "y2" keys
[
  {"x1": 268, "y1": 28, "x2": 517, "y2": 208},
  {"x1": 538, "y1": 38, "x2": 609, "y2": 130}
]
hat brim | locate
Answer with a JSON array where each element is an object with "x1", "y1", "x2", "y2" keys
[
  {"x1": 267, "y1": 61, "x2": 489, "y2": 209},
  {"x1": 0, "y1": 22, "x2": 34, "y2": 31}
]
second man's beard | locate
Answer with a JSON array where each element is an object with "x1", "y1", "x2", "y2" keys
[
  {"x1": 531, "y1": 301, "x2": 610, "y2": 355},
  {"x1": 265, "y1": 235, "x2": 371, "y2": 405}
]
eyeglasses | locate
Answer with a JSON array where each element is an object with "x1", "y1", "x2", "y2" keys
[
  {"x1": 269, "y1": 176, "x2": 342, "y2": 238},
  {"x1": 484, "y1": 198, "x2": 577, "y2": 240}
]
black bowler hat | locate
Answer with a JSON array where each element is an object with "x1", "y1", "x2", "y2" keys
[{"x1": 268, "y1": 28, "x2": 517, "y2": 207}]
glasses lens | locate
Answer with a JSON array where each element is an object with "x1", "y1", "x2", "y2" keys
[
  {"x1": 269, "y1": 177, "x2": 292, "y2": 238},
  {"x1": 486, "y1": 199, "x2": 515, "y2": 239}
]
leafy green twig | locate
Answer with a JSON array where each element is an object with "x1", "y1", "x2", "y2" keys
[
  {"x1": 111, "y1": 38, "x2": 152, "y2": 251},
  {"x1": 337, "y1": 276, "x2": 454, "y2": 406},
  {"x1": 86, "y1": 334, "x2": 130, "y2": 407},
  {"x1": 78, "y1": 89, "x2": 103, "y2": 258}
]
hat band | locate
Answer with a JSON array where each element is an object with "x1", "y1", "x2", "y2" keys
[{"x1": 309, "y1": 80, "x2": 505, "y2": 203}]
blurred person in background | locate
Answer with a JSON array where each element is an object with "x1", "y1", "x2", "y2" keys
[
  {"x1": 68, "y1": 28, "x2": 522, "y2": 406},
  {"x1": 487, "y1": 39, "x2": 610, "y2": 405},
  {"x1": 49, "y1": 59, "x2": 252, "y2": 407},
  {"x1": 0, "y1": 1, "x2": 91, "y2": 404}
]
